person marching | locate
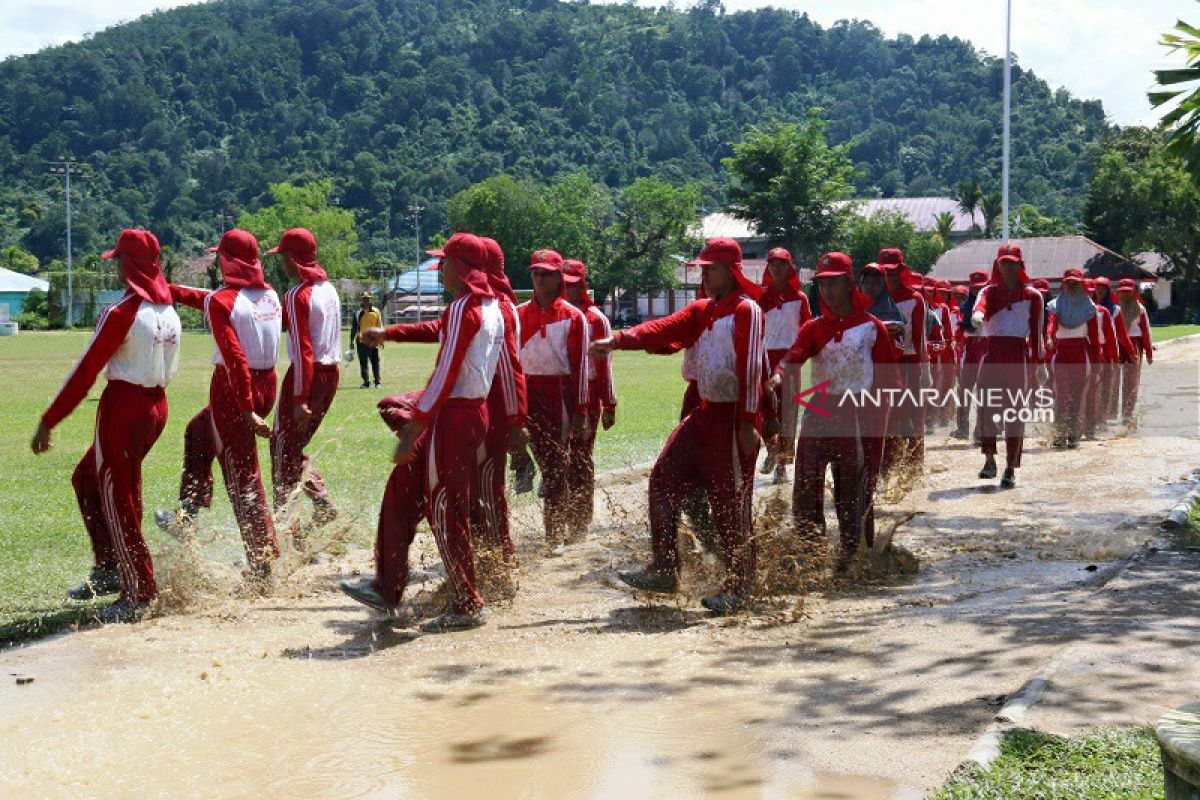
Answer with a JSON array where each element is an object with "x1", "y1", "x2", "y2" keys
[
  {"x1": 590, "y1": 237, "x2": 764, "y2": 615},
  {"x1": 924, "y1": 277, "x2": 954, "y2": 430},
  {"x1": 162, "y1": 229, "x2": 282, "y2": 581},
  {"x1": 341, "y1": 233, "x2": 504, "y2": 632},
  {"x1": 954, "y1": 270, "x2": 990, "y2": 440},
  {"x1": 970, "y1": 244, "x2": 1047, "y2": 488},
  {"x1": 877, "y1": 248, "x2": 930, "y2": 490},
  {"x1": 516, "y1": 249, "x2": 590, "y2": 552},
  {"x1": 773, "y1": 252, "x2": 901, "y2": 574},
  {"x1": 32, "y1": 230, "x2": 181, "y2": 622},
  {"x1": 1116, "y1": 278, "x2": 1153, "y2": 427},
  {"x1": 757, "y1": 247, "x2": 812, "y2": 484},
  {"x1": 1045, "y1": 268, "x2": 1102, "y2": 449},
  {"x1": 562, "y1": 258, "x2": 616, "y2": 542},
  {"x1": 1090, "y1": 277, "x2": 1134, "y2": 431},
  {"x1": 370, "y1": 237, "x2": 527, "y2": 565},
  {"x1": 268, "y1": 228, "x2": 342, "y2": 528},
  {"x1": 350, "y1": 293, "x2": 383, "y2": 388}
]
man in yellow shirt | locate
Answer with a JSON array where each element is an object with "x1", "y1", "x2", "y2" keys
[{"x1": 350, "y1": 293, "x2": 383, "y2": 387}]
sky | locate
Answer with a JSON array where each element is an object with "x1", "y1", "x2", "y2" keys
[{"x1": 0, "y1": 0, "x2": 1192, "y2": 126}]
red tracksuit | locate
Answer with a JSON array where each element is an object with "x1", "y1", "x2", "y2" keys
[
  {"x1": 1119, "y1": 301, "x2": 1153, "y2": 420},
  {"x1": 1047, "y1": 306, "x2": 1102, "y2": 442},
  {"x1": 881, "y1": 284, "x2": 928, "y2": 477},
  {"x1": 271, "y1": 279, "x2": 342, "y2": 510},
  {"x1": 781, "y1": 309, "x2": 900, "y2": 555},
  {"x1": 566, "y1": 304, "x2": 616, "y2": 533},
  {"x1": 956, "y1": 299, "x2": 988, "y2": 437},
  {"x1": 45, "y1": 293, "x2": 182, "y2": 603},
  {"x1": 973, "y1": 284, "x2": 1046, "y2": 468},
  {"x1": 1092, "y1": 305, "x2": 1135, "y2": 427},
  {"x1": 516, "y1": 297, "x2": 590, "y2": 543},
  {"x1": 381, "y1": 301, "x2": 527, "y2": 559},
  {"x1": 761, "y1": 285, "x2": 812, "y2": 440},
  {"x1": 373, "y1": 294, "x2": 506, "y2": 612},
  {"x1": 615, "y1": 292, "x2": 764, "y2": 596},
  {"x1": 173, "y1": 284, "x2": 282, "y2": 566}
]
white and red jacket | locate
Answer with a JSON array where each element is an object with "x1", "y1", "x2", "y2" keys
[
  {"x1": 1095, "y1": 306, "x2": 1136, "y2": 363},
  {"x1": 283, "y1": 280, "x2": 341, "y2": 403},
  {"x1": 384, "y1": 298, "x2": 526, "y2": 428},
  {"x1": 395, "y1": 294, "x2": 506, "y2": 426},
  {"x1": 972, "y1": 284, "x2": 1046, "y2": 362},
  {"x1": 172, "y1": 284, "x2": 283, "y2": 412},
  {"x1": 582, "y1": 305, "x2": 617, "y2": 412},
  {"x1": 615, "y1": 293, "x2": 764, "y2": 424},
  {"x1": 779, "y1": 310, "x2": 901, "y2": 396},
  {"x1": 760, "y1": 285, "x2": 813, "y2": 355},
  {"x1": 517, "y1": 296, "x2": 590, "y2": 415},
  {"x1": 1121, "y1": 302, "x2": 1154, "y2": 363},
  {"x1": 1046, "y1": 308, "x2": 1102, "y2": 364},
  {"x1": 889, "y1": 285, "x2": 928, "y2": 362},
  {"x1": 41, "y1": 293, "x2": 181, "y2": 430}
]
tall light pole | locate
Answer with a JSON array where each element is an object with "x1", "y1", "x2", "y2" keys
[
  {"x1": 1001, "y1": 0, "x2": 1013, "y2": 242},
  {"x1": 46, "y1": 157, "x2": 80, "y2": 326},
  {"x1": 407, "y1": 204, "x2": 425, "y2": 322}
]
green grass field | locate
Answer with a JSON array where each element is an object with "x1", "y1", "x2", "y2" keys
[
  {"x1": 0, "y1": 330, "x2": 686, "y2": 633},
  {"x1": 1147, "y1": 324, "x2": 1200, "y2": 343}
]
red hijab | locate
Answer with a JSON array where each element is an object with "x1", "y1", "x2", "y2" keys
[
  {"x1": 760, "y1": 247, "x2": 802, "y2": 311},
  {"x1": 983, "y1": 243, "x2": 1032, "y2": 319},
  {"x1": 562, "y1": 259, "x2": 594, "y2": 309},
  {"x1": 101, "y1": 228, "x2": 172, "y2": 305},
  {"x1": 690, "y1": 237, "x2": 762, "y2": 303},
  {"x1": 268, "y1": 228, "x2": 327, "y2": 283},
  {"x1": 426, "y1": 232, "x2": 494, "y2": 299},
  {"x1": 480, "y1": 237, "x2": 517, "y2": 303},
  {"x1": 209, "y1": 229, "x2": 270, "y2": 289}
]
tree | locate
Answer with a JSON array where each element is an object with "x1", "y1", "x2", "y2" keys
[
  {"x1": 541, "y1": 172, "x2": 614, "y2": 269},
  {"x1": 839, "y1": 210, "x2": 945, "y2": 273},
  {"x1": 934, "y1": 211, "x2": 955, "y2": 243},
  {"x1": 723, "y1": 109, "x2": 858, "y2": 262},
  {"x1": 446, "y1": 175, "x2": 553, "y2": 291},
  {"x1": 1150, "y1": 18, "x2": 1200, "y2": 178},
  {"x1": 980, "y1": 193, "x2": 1003, "y2": 237},
  {"x1": 953, "y1": 179, "x2": 982, "y2": 232},
  {"x1": 1, "y1": 245, "x2": 38, "y2": 275},
  {"x1": 595, "y1": 178, "x2": 703, "y2": 299},
  {"x1": 238, "y1": 180, "x2": 361, "y2": 280}
]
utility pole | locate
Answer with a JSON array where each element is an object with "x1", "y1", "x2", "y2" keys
[
  {"x1": 46, "y1": 157, "x2": 81, "y2": 326},
  {"x1": 407, "y1": 204, "x2": 425, "y2": 322},
  {"x1": 1002, "y1": 0, "x2": 1013, "y2": 243}
]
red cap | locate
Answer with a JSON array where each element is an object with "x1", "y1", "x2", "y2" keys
[
  {"x1": 1084, "y1": 278, "x2": 1097, "y2": 291},
  {"x1": 996, "y1": 243, "x2": 1024, "y2": 264},
  {"x1": 687, "y1": 237, "x2": 742, "y2": 267},
  {"x1": 1032, "y1": 278, "x2": 1051, "y2": 292},
  {"x1": 427, "y1": 232, "x2": 489, "y2": 271},
  {"x1": 859, "y1": 262, "x2": 883, "y2": 276},
  {"x1": 267, "y1": 227, "x2": 316, "y2": 260},
  {"x1": 528, "y1": 249, "x2": 565, "y2": 272},
  {"x1": 877, "y1": 248, "x2": 906, "y2": 268},
  {"x1": 952, "y1": 285, "x2": 969, "y2": 296},
  {"x1": 766, "y1": 247, "x2": 794, "y2": 265},
  {"x1": 814, "y1": 251, "x2": 853, "y2": 279},
  {"x1": 1095, "y1": 276, "x2": 1111, "y2": 287},
  {"x1": 1117, "y1": 278, "x2": 1137, "y2": 292},
  {"x1": 103, "y1": 228, "x2": 160, "y2": 261},
  {"x1": 562, "y1": 259, "x2": 588, "y2": 284},
  {"x1": 208, "y1": 229, "x2": 259, "y2": 262},
  {"x1": 968, "y1": 270, "x2": 988, "y2": 288},
  {"x1": 1062, "y1": 267, "x2": 1085, "y2": 284}
]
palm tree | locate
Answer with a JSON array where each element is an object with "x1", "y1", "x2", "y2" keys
[
  {"x1": 953, "y1": 179, "x2": 983, "y2": 233},
  {"x1": 980, "y1": 193, "x2": 1003, "y2": 237},
  {"x1": 1152, "y1": 19, "x2": 1200, "y2": 177},
  {"x1": 934, "y1": 211, "x2": 955, "y2": 243}
]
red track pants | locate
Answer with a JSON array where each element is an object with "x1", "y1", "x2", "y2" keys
[
  {"x1": 977, "y1": 337, "x2": 1031, "y2": 468},
  {"x1": 647, "y1": 401, "x2": 759, "y2": 596},
  {"x1": 1121, "y1": 337, "x2": 1147, "y2": 421},
  {"x1": 792, "y1": 405, "x2": 887, "y2": 555},
  {"x1": 374, "y1": 399, "x2": 487, "y2": 613},
  {"x1": 473, "y1": 386, "x2": 515, "y2": 561},
  {"x1": 1051, "y1": 341, "x2": 1091, "y2": 441},
  {"x1": 566, "y1": 396, "x2": 602, "y2": 535},
  {"x1": 72, "y1": 380, "x2": 168, "y2": 604},
  {"x1": 270, "y1": 363, "x2": 339, "y2": 510},
  {"x1": 525, "y1": 376, "x2": 572, "y2": 543},
  {"x1": 956, "y1": 337, "x2": 987, "y2": 435},
  {"x1": 178, "y1": 368, "x2": 279, "y2": 566}
]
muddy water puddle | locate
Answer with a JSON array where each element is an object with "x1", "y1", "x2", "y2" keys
[{"x1": 0, "y1": 652, "x2": 918, "y2": 799}]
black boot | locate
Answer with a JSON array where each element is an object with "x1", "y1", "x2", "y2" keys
[{"x1": 67, "y1": 566, "x2": 122, "y2": 601}]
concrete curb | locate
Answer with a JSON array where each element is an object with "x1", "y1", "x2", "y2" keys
[{"x1": 954, "y1": 476, "x2": 1200, "y2": 774}]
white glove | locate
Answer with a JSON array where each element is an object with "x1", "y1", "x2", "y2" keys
[
  {"x1": 971, "y1": 311, "x2": 985, "y2": 328},
  {"x1": 1036, "y1": 364, "x2": 1050, "y2": 385},
  {"x1": 344, "y1": 349, "x2": 356, "y2": 363}
]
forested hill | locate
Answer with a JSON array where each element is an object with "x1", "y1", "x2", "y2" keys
[{"x1": 0, "y1": 0, "x2": 1110, "y2": 263}]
